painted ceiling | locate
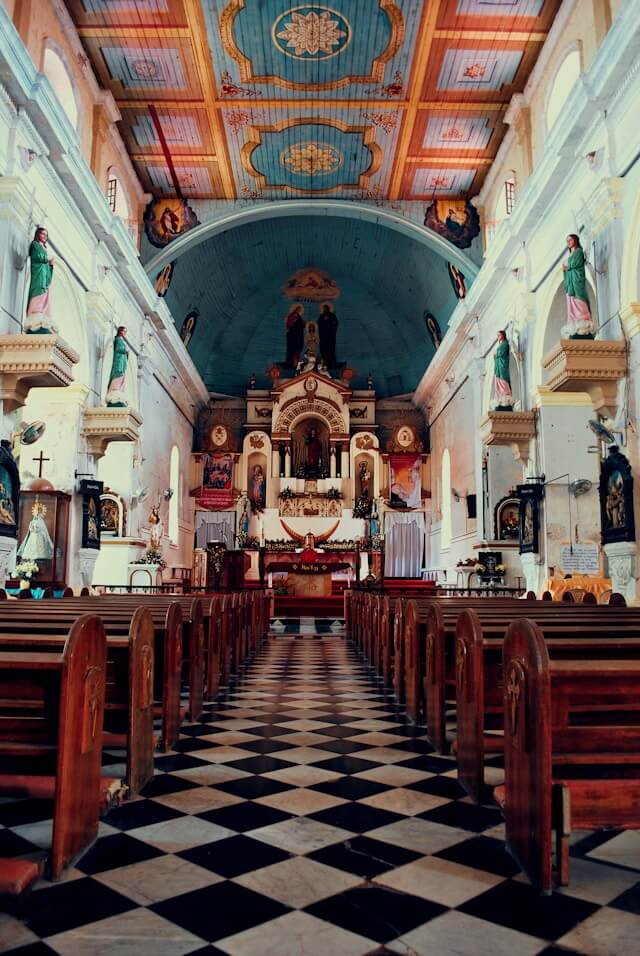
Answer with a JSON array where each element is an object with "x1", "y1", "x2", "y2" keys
[
  {"x1": 162, "y1": 214, "x2": 459, "y2": 397},
  {"x1": 68, "y1": 0, "x2": 560, "y2": 200}
]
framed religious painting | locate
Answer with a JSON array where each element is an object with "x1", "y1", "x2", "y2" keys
[
  {"x1": 0, "y1": 440, "x2": 20, "y2": 539},
  {"x1": 599, "y1": 445, "x2": 635, "y2": 544},
  {"x1": 79, "y1": 479, "x2": 103, "y2": 550},
  {"x1": 517, "y1": 482, "x2": 544, "y2": 554}
]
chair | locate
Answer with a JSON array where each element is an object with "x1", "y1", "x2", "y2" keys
[
  {"x1": 567, "y1": 588, "x2": 587, "y2": 603},
  {"x1": 582, "y1": 591, "x2": 597, "y2": 605},
  {"x1": 609, "y1": 592, "x2": 627, "y2": 607},
  {"x1": 562, "y1": 591, "x2": 575, "y2": 603}
]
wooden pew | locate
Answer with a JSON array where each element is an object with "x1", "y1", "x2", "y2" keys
[
  {"x1": 0, "y1": 601, "x2": 183, "y2": 752},
  {"x1": 498, "y1": 618, "x2": 640, "y2": 893},
  {"x1": 455, "y1": 607, "x2": 640, "y2": 801},
  {"x1": 0, "y1": 607, "x2": 155, "y2": 796},
  {"x1": 0, "y1": 615, "x2": 106, "y2": 878},
  {"x1": 416, "y1": 598, "x2": 639, "y2": 752}
]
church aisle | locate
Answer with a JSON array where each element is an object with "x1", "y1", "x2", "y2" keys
[{"x1": 2, "y1": 625, "x2": 639, "y2": 955}]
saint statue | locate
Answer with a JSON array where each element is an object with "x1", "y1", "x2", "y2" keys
[
  {"x1": 318, "y1": 303, "x2": 338, "y2": 367},
  {"x1": 369, "y1": 508, "x2": 380, "y2": 538},
  {"x1": 493, "y1": 330, "x2": 513, "y2": 411},
  {"x1": 0, "y1": 478, "x2": 15, "y2": 525},
  {"x1": 25, "y1": 226, "x2": 57, "y2": 334},
  {"x1": 18, "y1": 501, "x2": 54, "y2": 561},
  {"x1": 359, "y1": 461, "x2": 372, "y2": 499},
  {"x1": 249, "y1": 464, "x2": 265, "y2": 512},
  {"x1": 296, "y1": 348, "x2": 317, "y2": 374},
  {"x1": 562, "y1": 234, "x2": 595, "y2": 338},
  {"x1": 304, "y1": 427, "x2": 323, "y2": 476},
  {"x1": 239, "y1": 499, "x2": 250, "y2": 537},
  {"x1": 148, "y1": 502, "x2": 163, "y2": 550},
  {"x1": 285, "y1": 304, "x2": 305, "y2": 368},
  {"x1": 105, "y1": 326, "x2": 129, "y2": 407}
]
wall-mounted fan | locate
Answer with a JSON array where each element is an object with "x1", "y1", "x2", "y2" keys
[
  {"x1": 20, "y1": 421, "x2": 46, "y2": 445},
  {"x1": 568, "y1": 478, "x2": 593, "y2": 497},
  {"x1": 133, "y1": 486, "x2": 149, "y2": 502}
]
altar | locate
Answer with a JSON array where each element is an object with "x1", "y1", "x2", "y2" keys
[{"x1": 264, "y1": 547, "x2": 354, "y2": 596}]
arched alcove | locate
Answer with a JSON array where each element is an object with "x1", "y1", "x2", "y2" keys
[
  {"x1": 42, "y1": 42, "x2": 79, "y2": 132},
  {"x1": 534, "y1": 275, "x2": 598, "y2": 388},
  {"x1": 546, "y1": 48, "x2": 582, "y2": 132}
]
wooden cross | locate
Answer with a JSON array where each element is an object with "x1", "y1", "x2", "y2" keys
[{"x1": 32, "y1": 451, "x2": 50, "y2": 479}]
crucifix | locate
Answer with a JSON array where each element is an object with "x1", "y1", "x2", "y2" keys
[{"x1": 32, "y1": 451, "x2": 50, "y2": 479}]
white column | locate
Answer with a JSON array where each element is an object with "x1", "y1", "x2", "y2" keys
[
  {"x1": 330, "y1": 445, "x2": 337, "y2": 478},
  {"x1": 340, "y1": 447, "x2": 349, "y2": 478},
  {"x1": 604, "y1": 541, "x2": 637, "y2": 605},
  {"x1": 272, "y1": 445, "x2": 280, "y2": 477},
  {"x1": 284, "y1": 444, "x2": 291, "y2": 478}
]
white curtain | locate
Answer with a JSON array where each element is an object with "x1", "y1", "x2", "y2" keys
[
  {"x1": 195, "y1": 511, "x2": 235, "y2": 549},
  {"x1": 384, "y1": 512, "x2": 425, "y2": 578}
]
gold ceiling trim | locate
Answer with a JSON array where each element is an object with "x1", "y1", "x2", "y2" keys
[
  {"x1": 240, "y1": 117, "x2": 382, "y2": 195},
  {"x1": 220, "y1": 0, "x2": 404, "y2": 92}
]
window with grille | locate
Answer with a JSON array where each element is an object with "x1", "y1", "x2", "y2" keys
[
  {"x1": 505, "y1": 179, "x2": 515, "y2": 216},
  {"x1": 107, "y1": 177, "x2": 117, "y2": 212}
]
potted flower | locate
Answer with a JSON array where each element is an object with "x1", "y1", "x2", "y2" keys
[
  {"x1": 474, "y1": 562, "x2": 486, "y2": 574},
  {"x1": 15, "y1": 559, "x2": 39, "y2": 590}
]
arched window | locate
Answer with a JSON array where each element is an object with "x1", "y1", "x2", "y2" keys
[
  {"x1": 169, "y1": 445, "x2": 180, "y2": 545},
  {"x1": 546, "y1": 50, "x2": 581, "y2": 131},
  {"x1": 43, "y1": 45, "x2": 78, "y2": 130},
  {"x1": 441, "y1": 449, "x2": 452, "y2": 551}
]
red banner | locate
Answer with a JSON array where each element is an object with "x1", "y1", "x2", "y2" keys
[
  {"x1": 198, "y1": 453, "x2": 234, "y2": 510},
  {"x1": 389, "y1": 454, "x2": 422, "y2": 509}
]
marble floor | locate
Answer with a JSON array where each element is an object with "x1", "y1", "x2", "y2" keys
[{"x1": 1, "y1": 621, "x2": 640, "y2": 955}]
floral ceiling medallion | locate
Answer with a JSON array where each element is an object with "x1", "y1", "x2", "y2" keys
[
  {"x1": 273, "y1": 6, "x2": 352, "y2": 60},
  {"x1": 281, "y1": 141, "x2": 343, "y2": 176}
]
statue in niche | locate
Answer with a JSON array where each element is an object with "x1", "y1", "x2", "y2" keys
[
  {"x1": 249, "y1": 464, "x2": 265, "y2": 512},
  {"x1": 285, "y1": 304, "x2": 305, "y2": 368},
  {"x1": 562, "y1": 234, "x2": 596, "y2": 339},
  {"x1": 17, "y1": 500, "x2": 54, "y2": 562},
  {"x1": 239, "y1": 499, "x2": 250, "y2": 537},
  {"x1": 369, "y1": 507, "x2": 380, "y2": 538},
  {"x1": 492, "y1": 330, "x2": 513, "y2": 411},
  {"x1": 318, "y1": 303, "x2": 338, "y2": 367},
  {"x1": 25, "y1": 226, "x2": 57, "y2": 334},
  {"x1": 358, "y1": 460, "x2": 372, "y2": 500},
  {"x1": 294, "y1": 424, "x2": 327, "y2": 478},
  {"x1": 105, "y1": 327, "x2": 129, "y2": 407}
]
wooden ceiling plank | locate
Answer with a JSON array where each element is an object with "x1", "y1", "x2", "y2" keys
[
  {"x1": 388, "y1": 0, "x2": 442, "y2": 200},
  {"x1": 182, "y1": 0, "x2": 235, "y2": 200}
]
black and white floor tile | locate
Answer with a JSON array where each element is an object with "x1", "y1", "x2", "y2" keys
[{"x1": 2, "y1": 621, "x2": 640, "y2": 955}]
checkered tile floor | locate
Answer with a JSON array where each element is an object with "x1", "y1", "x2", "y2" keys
[{"x1": 2, "y1": 622, "x2": 640, "y2": 955}]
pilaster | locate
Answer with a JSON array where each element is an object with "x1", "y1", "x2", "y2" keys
[{"x1": 604, "y1": 540, "x2": 637, "y2": 605}]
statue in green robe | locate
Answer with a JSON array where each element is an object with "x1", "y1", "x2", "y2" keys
[
  {"x1": 493, "y1": 330, "x2": 513, "y2": 411},
  {"x1": 25, "y1": 227, "x2": 57, "y2": 334},
  {"x1": 105, "y1": 327, "x2": 129, "y2": 407},
  {"x1": 562, "y1": 234, "x2": 595, "y2": 338}
]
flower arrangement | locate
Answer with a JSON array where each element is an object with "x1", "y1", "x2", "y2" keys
[
  {"x1": 278, "y1": 487, "x2": 296, "y2": 501},
  {"x1": 133, "y1": 549, "x2": 167, "y2": 570},
  {"x1": 236, "y1": 532, "x2": 260, "y2": 550},
  {"x1": 326, "y1": 487, "x2": 344, "y2": 501},
  {"x1": 15, "y1": 560, "x2": 39, "y2": 581},
  {"x1": 495, "y1": 563, "x2": 506, "y2": 574},
  {"x1": 456, "y1": 557, "x2": 476, "y2": 568},
  {"x1": 474, "y1": 562, "x2": 486, "y2": 574},
  {"x1": 353, "y1": 495, "x2": 372, "y2": 519}
]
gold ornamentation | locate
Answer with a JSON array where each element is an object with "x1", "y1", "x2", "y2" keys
[
  {"x1": 281, "y1": 142, "x2": 343, "y2": 176},
  {"x1": 355, "y1": 433, "x2": 374, "y2": 449},
  {"x1": 274, "y1": 9, "x2": 349, "y2": 59},
  {"x1": 455, "y1": 638, "x2": 467, "y2": 694},
  {"x1": 249, "y1": 434, "x2": 265, "y2": 448}
]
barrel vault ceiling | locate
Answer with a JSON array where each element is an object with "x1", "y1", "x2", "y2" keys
[{"x1": 68, "y1": 0, "x2": 560, "y2": 201}]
